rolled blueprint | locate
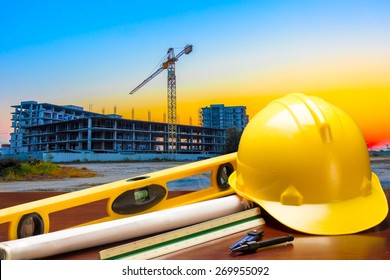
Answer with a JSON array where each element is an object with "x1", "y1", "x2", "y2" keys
[{"x1": 0, "y1": 195, "x2": 245, "y2": 260}]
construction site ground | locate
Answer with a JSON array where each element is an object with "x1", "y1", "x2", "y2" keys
[{"x1": 0, "y1": 157, "x2": 389, "y2": 192}]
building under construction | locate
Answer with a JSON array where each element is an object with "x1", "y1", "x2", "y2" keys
[{"x1": 7, "y1": 101, "x2": 225, "y2": 161}]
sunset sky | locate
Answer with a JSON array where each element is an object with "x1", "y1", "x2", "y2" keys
[{"x1": 1, "y1": 0, "x2": 389, "y2": 148}]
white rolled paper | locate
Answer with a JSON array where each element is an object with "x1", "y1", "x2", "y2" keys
[{"x1": 0, "y1": 195, "x2": 245, "y2": 260}]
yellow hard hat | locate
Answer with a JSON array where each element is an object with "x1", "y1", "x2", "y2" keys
[{"x1": 229, "y1": 93, "x2": 388, "y2": 235}]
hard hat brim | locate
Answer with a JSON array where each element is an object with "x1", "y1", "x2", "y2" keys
[{"x1": 229, "y1": 172, "x2": 388, "y2": 235}]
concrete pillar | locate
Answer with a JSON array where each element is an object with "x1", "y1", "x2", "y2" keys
[
  {"x1": 114, "y1": 120, "x2": 117, "y2": 150},
  {"x1": 87, "y1": 118, "x2": 92, "y2": 151}
]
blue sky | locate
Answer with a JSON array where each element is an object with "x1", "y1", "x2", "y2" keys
[{"x1": 1, "y1": 0, "x2": 390, "y2": 147}]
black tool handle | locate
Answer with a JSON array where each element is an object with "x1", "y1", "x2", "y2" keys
[
  {"x1": 255, "y1": 235, "x2": 294, "y2": 249},
  {"x1": 242, "y1": 235, "x2": 294, "y2": 253}
]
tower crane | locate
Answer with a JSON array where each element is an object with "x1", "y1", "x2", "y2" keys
[{"x1": 129, "y1": 44, "x2": 193, "y2": 153}]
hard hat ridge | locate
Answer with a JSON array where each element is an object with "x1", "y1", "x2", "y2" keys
[{"x1": 289, "y1": 93, "x2": 333, "y2": 144}]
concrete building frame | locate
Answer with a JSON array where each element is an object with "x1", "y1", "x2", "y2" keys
[{"x1": 23, "y1": 117, "x2": 225, "y2": 155}]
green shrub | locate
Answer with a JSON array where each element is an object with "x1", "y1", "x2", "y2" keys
[
  {"x1": 26, "y1": 157, "x2": 42, "y2": 166},
  {"x1": 0, "y1": 158, "x2": 94, "y2": 181},
  {"x1": 0, "y1": 159, "x2": 59, "y2": 180},
  {"x1": 0, "y1": 158, "x2": 22, "y2": 176}
]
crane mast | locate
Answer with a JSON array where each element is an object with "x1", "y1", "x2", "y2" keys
[
  {"x1": 129, "y1": 44, "x2": 193, "y2": 153},
  {"x1": 166, "y1": 48, "x2": 177, "y2": 154}
]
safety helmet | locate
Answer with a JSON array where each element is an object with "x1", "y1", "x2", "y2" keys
[{"x1": 229, "y1": 93, "x2": 388, "y2": 235}]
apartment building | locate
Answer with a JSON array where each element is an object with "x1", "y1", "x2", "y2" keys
[{"x1": 200, "y1": 104, "x2": 248, "y2": 131}]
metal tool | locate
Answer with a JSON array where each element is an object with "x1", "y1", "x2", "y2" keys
[
  {"x1": 231, "y1": 235, "x2": 294, "y2": 254},
  {"x1": 229, "y1": 229, "x2": 264, "y2": 251}
]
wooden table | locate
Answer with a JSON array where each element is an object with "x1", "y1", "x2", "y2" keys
[{"x1": 1, "y1": 190, "x2": 389, "y2": 260}]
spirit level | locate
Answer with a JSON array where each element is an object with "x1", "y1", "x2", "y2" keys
[
  {"x1": 0, "y1": 153, "x2": 236, "y2": 240},
  {"x1": 0, "y1": 195, "x2": 246, "y2": 260}
]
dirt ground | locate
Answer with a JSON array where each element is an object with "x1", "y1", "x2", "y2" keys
[
  {"x1": 0, "y1": 161, "x2": 192, "y2": 191},
  {"x1": 369, "y1": 157, "x2": 390, "y2": 188},
  {"x1": 0, "y1": 157, "x2": 389, "y2": 192}
]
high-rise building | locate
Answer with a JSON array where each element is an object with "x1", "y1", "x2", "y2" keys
[
  {"x1": 10, "y1": 101, "x2": 104, "y2": 154},
  {"x1": 200, "y1": 104, "x2": 248, "y2": 131}
]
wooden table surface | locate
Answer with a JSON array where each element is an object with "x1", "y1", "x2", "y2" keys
[{"x1": 0, "y1": 189, "x2": 389, "y2": 260}]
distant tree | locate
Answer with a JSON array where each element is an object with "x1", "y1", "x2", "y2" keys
[{"x1": 224, "y1": 126, "x2": 243, "y2": 154}]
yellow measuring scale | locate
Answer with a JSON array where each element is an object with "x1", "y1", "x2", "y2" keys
[{"x1": 0, "y1": 153, "x2": 236, "y2": 240}]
